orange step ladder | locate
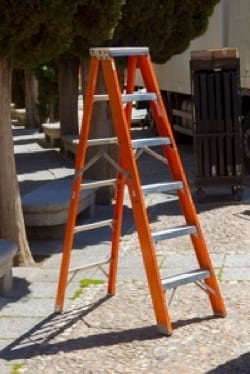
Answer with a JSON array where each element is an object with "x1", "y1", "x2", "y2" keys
[{"x1": 55, "y1": 47, "x2": 226, "y2": 335}]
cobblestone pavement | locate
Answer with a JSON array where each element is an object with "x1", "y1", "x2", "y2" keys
[
  {"x1": 1, "y1": 130, "x2": 250, "y2": 373},
  {"x1": 17, "y1": 282, "x2": 250, "y2": 373}
]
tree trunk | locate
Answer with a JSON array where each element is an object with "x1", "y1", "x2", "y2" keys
[
  {"x1": 80, "y1": 56, "x2": 118, "y2": 204},
  {"x1": 25, "y1": 69, "x2": 39, "y2": 129},
  {"x1": 12, "y1": 69, "x2": 25, "y2": 108},
  {"x1": 58, "y1": 55, "x2": 79, "y2": 137},
  {"x1": 0, "y1": 57, "x2": 34, "y2": 265}
]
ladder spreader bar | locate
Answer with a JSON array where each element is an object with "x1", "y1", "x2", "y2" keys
[
  {"x1": 152, "y1": 225, "x2": 197, "y2": 242},
  {"x1": 162, "y1": 269, "x2": 210, "y2": 290},
  {"x1": 69, "y1": 257, "x2": 111, "y2": 274},
  {"x1": 87, "y1": 137, "x2": 117, "y2": 146},
  {"x1": 94, "y1": 94, "x2": 109, "y2": 102},
  {"x1": 142, "y1": 181, "x2": 183, "y2": 194},
  {"x1": 132, "y1": 137, "x2": 171, "y2": 149},
  {"x1": 90, "y1": 47, "x2": 149, "y2": 58},
  {"x1": 64, "y1": 135, "x2": 117, "y2": 147},
  {"x1": 74, "y1": 219, "x2": 113, "y2": 233},
  {"x1": 80, "y1": 178, "x2": 117, "y2": 190}
]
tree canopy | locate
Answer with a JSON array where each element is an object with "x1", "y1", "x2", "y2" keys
[
  {"x1": 68, "y1": 0, "x2": 125, "y2": 56},
  {"x1": 114, "y1": 0, "x2": 220, "y2": 63},
  {"x1": 0, "y1": 1, "x2": 85, "y2": 67}
]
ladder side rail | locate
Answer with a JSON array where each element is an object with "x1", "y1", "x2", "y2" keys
[
  {"x1": 138, "y1": 55, "x2": 226, "y2": 317},
  {"x1": 108, "y1": 56, "x2": 138, "y2": 294},
  {"x1": 101, "y1": 57, "x2": 172, "y2": 335},
  {"x1": 55, "y1": 57, "x2": 100, "y2": 312}
]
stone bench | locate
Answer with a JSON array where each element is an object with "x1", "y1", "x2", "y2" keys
[
  {"x1": 0, "y1": 240, "x2": 17, "y2": 295},
  {"x1": 42, "y1": 122, "x2": 61, "y2": 147},
  {"x1": 22, "y1": 177, "x2": 96, "y2": 228},
  {"x1": 62, "y1": 135, "x2": 79, "y2": 159},
  {"x1": 11, "y1": 108, "x2": 26, "y2": 125}
]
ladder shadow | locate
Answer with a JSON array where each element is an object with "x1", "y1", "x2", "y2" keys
[
  {"x1": 1, "y1": 295, "x2": 219, "y2": 362},
  {"x1": 172, "y1": 314, "x2": 218, "y2": 330},
  {"x1": 0, "y1": 294, "x2": 111, "y2": 361}
]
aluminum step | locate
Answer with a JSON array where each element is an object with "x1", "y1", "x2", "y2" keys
[
  {"x1": 132, "y1": 137, "x2": 171, "y2": 149},
  {"x1": 90, "y1": 47, "x2": 149, "y2": 58},
  {"x1": 162, "y1": 269, "x2": 210, "y2": 290},
  {"x1": 74, "y1": 219, "x2": 113, "y2": 233},
  {"x1": 123, "y1": 93, "x2": 157, "y2": 103},
  {"x1": 142, "y1": 181, "x2": 183, "y2": 195},
  {"x1": 80, "y1": 178, "x2": 117, "y2": 190},
  {"x1": 94, "y1": 93, "x2": 157, "y2": 103},
  {"x1": 65, "y1": 136, "x2": 170, "y2": 149},
  {"x1": 152, "y1": 225, "x2": 197, "y2": 242}
]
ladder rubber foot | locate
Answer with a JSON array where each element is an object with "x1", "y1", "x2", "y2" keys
[
  {"x1": 214, "y1": 311, "x2": 227, "y2": 318},
  {"x1": 156, "y1": 324, "x2": 172, "y2": 336},
  {"x1": 54, "y1": 304, "x2": 63, "y2": 313}
]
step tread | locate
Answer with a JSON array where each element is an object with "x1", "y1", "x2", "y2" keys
[
  {"x1": 162, "y1": 269, "x2": 210, "y2": 290},
  {"x1": 132, "y1": 137, "x2": 171, "y2": 149},
  {"x1": 152, "y1": 225, "x2": 197, "y2": 241},
  {"x1": 90, "y1": 47, "x2": 149, "y2": 58},
  {"x1": 122, "y1": 93, "x2": 157, "y2": 102},
  {"x1": 94, "y1": 93, "x2": 157, "y2": 103},
  {"x1": 81, "y1": 179, "x2": 117, "y2": 189},
  {"x1": 142, "y1": 181, "x2": 183, "y2": 194}
]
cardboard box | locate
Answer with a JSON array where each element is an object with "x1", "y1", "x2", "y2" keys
[
  {"x1": 191, "y1": 50, "x2": 213, "y2": 60},
  {"x1": 191, "y1": 48, "x2": 239, "y2": 61},
  {"x1": 211, "y1": 48, "x2": 239, "y2": 59}
]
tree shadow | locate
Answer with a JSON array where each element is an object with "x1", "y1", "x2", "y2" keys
[
  {"x1": 13, "y1": 137, "x2": 43, "y2": 146},
  {"x1": 12, "y1": 127, "x2": 38, "y2": 137},
  {"x1": 15, "y1": 150, "x2": 72, "y2": 176}
]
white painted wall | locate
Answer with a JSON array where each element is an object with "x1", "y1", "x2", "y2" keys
[{"x1": 136, "y1": 1, "x2": 250, "y2": 93}]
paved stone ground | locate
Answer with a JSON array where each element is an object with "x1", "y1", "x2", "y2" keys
[
  {"x1": 18, "y1": 282, "x2": 250, "y2": 373},
  {"x1": 0, "y1": 127, "x2": 249, "y2": 373}
]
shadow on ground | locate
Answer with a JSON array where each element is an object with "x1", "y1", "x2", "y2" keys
[
  {"x1": 0, "y1": 277, "x2": 31, "y2": 311},
  {"x1": 0, "y1": 293, "x2": 217, "y2": 362},
  {"x1": 207, "y1": 352, "x2": 250, "y2": 373}
]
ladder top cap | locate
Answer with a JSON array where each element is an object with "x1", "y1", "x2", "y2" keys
[{"x1": 90, "y1": 47, "x2": 149, "y2": 58}]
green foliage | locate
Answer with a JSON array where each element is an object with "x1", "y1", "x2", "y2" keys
[
  {"x1": 11, "y1": 362, "x2": 25, "y2": 374},
  {"x1": 114, "y1": 0, "x2": 220, "y2": 63},
  {"x1": 0, "y1": 0, "x2": 86, "y2": 67},
  {"x1": 79, "y1": 278, "x2": 104, "y2": 288},
  {"x1": 0, "y1": 1, "x2": 42, "y2": 57},
  {"x1": 70, "y1": 288, "x2": 83, "y2": 300},
  {"x1": 35, "y1": 62, "x2": 59, "y2": 122},
  {"x1": 70, "y1": 278, "x2": 105, "y2": 300},
  {"x1": 0, "y1": 1, "x2": 219, "y2": 66},
  {"x1": 70, "y1": 0, "x2": 125, "y2": 55}
]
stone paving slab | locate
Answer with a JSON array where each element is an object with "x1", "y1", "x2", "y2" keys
[
  {"x1": 0, "y1": 298, "x2": 55, "y2": 318},
  {"x1": 0, "y1": 317, "x2": 43, "y2": 340},
  {"x1": 13, "y1": 267, "x2": 59, "y2": 283},
  {"x1": 223, "y1": 268, "x2": 250, "y2": 280},
  {"x1": 4, "y1": 280, "x2": 79, "y2": 300},
  {"x1": 225, "y1": 253, "x2": 250, "y2": 266}
]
